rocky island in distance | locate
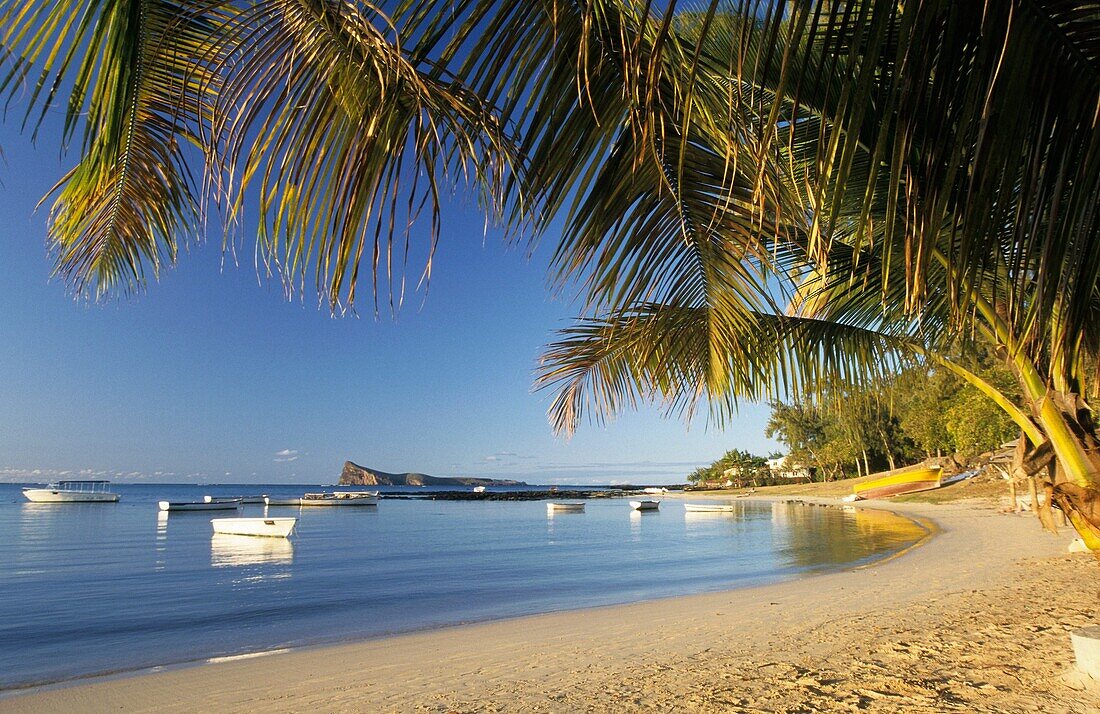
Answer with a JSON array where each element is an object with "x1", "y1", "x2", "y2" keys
[{"x1": 339, "y1": 461, "x2": 527, "y2": 487}]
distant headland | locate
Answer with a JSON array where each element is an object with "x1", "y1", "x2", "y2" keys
[{"x1": 339, "y1": 461, "x2": 527, "y2": 487}]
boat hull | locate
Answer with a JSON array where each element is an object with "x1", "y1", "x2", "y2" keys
[
  {"x1": 211, "y1": 517, "x2": 296, "y2": 538},
  {"x1": 23, "y1": 489, "x2": 119, "y2": 503},
  {"x1": 630, "y1": 500, "x2": 660, "y2": 511},
  {"x1": 853, "y1": 467, "x2": 943, "y2": 500},
  {"x1": 547, "y1": 502, "x2": 585, "y2": 512},
  {"x1": 299, "y1": 494, "x2": 378, "y2": 506},
  {"x1": 159, "y1": 501, "x2": 240, "y2": 512},
  {"x1": 205, "y1": 495, "x2": 266, "y2": 504},
  {"x1": 264, "y1": 497, "x2": 303, "y2": 507},
  {"x1": 683, "y1": 503, "x2": 736, "y2": 513}
]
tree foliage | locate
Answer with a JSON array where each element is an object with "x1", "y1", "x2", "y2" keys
[
  {"x1": 767, "y1": 358, "x2": 1025, "y2": 480},
  {"x1": 688, "y1": 448, "x2": 768, "y2": 485}
]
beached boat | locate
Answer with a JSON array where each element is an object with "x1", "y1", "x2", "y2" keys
[
  {"x1": 211, "y1": 517, "x2": 296, "y2": 538},
  {"x1": 546, "y1": 502, "x2": 585, "y2": 513},
  {"x1": 643, "y1": 487, "x2": 669, "y2": 494},
  {"x1": 630, "y1": 500, "x2": 660, "y2": 511},
  {"x1": 264, "y1": 497, "x2": 304, "y2": 507},
  {"x1": 852, "y1": 465, "x2": 943, "y2": 500},
  {"x1": 159, "y1": 500, "x2": 240, "y2": 512},
  {"x1": 683, "y1": 503, "x2": 736, "y2": 513},
  {"x1": 22, "y1": 480, "x2": 120, "y2": 503},
  {"x1": 205, "y1": 495, "x2": 267, "y2": 504},
  {"x1": 299, "y1": 491, "x2": 379, "y2": 506}
]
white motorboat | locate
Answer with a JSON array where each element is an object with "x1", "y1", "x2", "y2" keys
[
  {"x1": 683, "y1": 503, "x2": 736, "y2": 513},
  {"x1": 546, "y1": 502, "x2": 585, "y2": 513},
  {"x1": 643, "y1": 487, "x2": 669, "y2": 494},
  {"x1": 159, "y1": 500, "x2": 240, "y2": 512},
  {"x1": 630, "y1": 499, "x2": 660, "y2": 511},
  {"x1": 23, "y1": 480, "x2": 120, "y2": 503},
  {"x1": 473, "y1": 486, "x2": 487, "y2": 493},
  {"x1": 211, "y1": 517, "x2": 296, "y2": 538},
  {"x1": 299, "y1": 491, "x2": 378, "y2": 506},
  {"x1": 205, "y1": 495, "x2": 267, "y2": 504},
  {"x1": 264, "y1": 497, "x2": 304, "y2": 507}
]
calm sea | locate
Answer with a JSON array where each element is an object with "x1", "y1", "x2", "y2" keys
[{"x1": 0, "y1": 483, "x2": 926, "y2": 690}]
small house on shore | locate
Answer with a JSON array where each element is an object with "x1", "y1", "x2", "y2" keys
[{"x1": 767, "y1": 456, "x2": 814, "y2": 482}]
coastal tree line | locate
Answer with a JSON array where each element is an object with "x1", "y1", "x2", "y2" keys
[
  {"x1": 1, "y1": 2, "x2": 1096, "y2": 547},
  {"x1": 690, "y1": 350, "x2": 1020, "y2": 486}
]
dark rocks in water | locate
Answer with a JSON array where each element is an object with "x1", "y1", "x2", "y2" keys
[{"x1": 339, "y1": 461, "x2": 527, "y2": 487}]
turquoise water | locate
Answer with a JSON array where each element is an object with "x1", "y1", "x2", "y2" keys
[{"x1": 0, "y1": 483, "x2": 925, "y2": 690}]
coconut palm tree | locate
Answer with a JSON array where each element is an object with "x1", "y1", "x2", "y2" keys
[
  {"x1": 2, "y1": 1, "x2": 1098, "y2": 545},
  {"x1": 533, "y1": 1, "x2": 1100, "y2": 547}
]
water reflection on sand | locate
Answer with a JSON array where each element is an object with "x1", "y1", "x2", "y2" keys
[{"x1": 769, "y1": 501, "x2": 928, "y2": 570}]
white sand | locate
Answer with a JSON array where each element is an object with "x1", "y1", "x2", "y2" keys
[{"x1": 3, "y1": 499, "x2": 1096, "y2": 713}]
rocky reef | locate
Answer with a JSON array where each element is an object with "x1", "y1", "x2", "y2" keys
[{"x1": 339, "y1": 461, "x2": 527, "y2": 487}]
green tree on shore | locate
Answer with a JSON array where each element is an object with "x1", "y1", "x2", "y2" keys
[
  {"x1": 688, "y1": 448, "x2": 767, "y2": 486},
  {"x1": 765, "y1": 362, "x2": 1020, "y2": 480}
]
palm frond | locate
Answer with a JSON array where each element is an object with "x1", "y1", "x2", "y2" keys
[
  {"x1": 538, "y1": 302, "x2": 915, "y2": 436},
  {"x1": 213, "y1": 0, "x2": 512, "y2": 314},
  {"x1": 1, "y1": 0, "x2": 225, "y2": 297}
]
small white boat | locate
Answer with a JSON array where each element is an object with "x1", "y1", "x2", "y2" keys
[
  {"x1": 630, "y1": 500, "x2": 660, "y2": 511},
  {"x1": 643, "y1": 487, "x2": 669, "y2": 495},
  {"x1": 473, "y1": 486, "x2": 487, "y2": 493},
  {"x1": 205, "y1": 495, "x2": 267, "y2": 504},
  {"x1": 264, "y1": 497, "x2": 304, "y2": 507},
  {"x1": 211, "y1": 517, "x2": 296, "y2": 538},
  {"x1": 159, "y1": 500, "x2": 240, "y2": 512},
  {"x1": 547, "y1": 502, "x2": 585, "y2": 513},
  {"x1": 683, "y1": 503, "x2": 736, "y2": 513},
  {"x1": 23, "y1": 480, "x2": 120, "y2": 503},
  {"x1": 299, "y1": 491, "x2": 379, "y2": 506}
]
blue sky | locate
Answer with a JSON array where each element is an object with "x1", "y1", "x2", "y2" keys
[{"x1": 0, "y1": 119, "x2": 779, "y2": 485}]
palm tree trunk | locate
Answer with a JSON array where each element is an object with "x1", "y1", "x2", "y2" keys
[{"x1": 1008, "y1": 354, "x2": 1100, "y2": 549}]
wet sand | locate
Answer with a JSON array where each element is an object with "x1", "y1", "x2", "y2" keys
[{"x1": 3, "y1": 499, "x2": 1097, "y2": 713}]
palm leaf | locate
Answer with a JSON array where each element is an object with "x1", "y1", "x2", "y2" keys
[
  {"x1": 1, "y1": 0, "x2": 225, "y2": 297},
  {"x1": 212, "y1": 0, "x2": 512, "y2": 314},
  {"x1": 538, "y1": 301, "x2": 915, "y2": 435}
]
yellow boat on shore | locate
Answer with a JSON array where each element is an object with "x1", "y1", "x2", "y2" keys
[{"x1": 853, "y1": 466, "x2": 943, "y2": 500}]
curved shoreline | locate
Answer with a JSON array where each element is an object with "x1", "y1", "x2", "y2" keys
[
  {"x1": 1, "y1": 498, "x2": 1089, "y2": 712},
  {"x1": 0, "y1": 498, "x2": 923, "y2": 695}
]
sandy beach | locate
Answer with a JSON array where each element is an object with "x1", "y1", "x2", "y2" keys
[{"x1": 3, "y1": 498, "x2": 1097, "y2": 713}]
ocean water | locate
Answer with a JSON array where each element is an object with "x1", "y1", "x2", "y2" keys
[{"x1": 0, "y1": 483, "x2": 926, "y2": 690}]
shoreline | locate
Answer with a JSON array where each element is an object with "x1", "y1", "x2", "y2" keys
[
  {"x1": 3, "y1": 498, "x2": 1096, "y2": 712},
  {"x1": 0, "y1": 498, "x2": 924, "y2": 695}
]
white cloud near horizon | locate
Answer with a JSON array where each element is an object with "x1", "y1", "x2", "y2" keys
[
  {"x1": 482, "y1": 451, "x2": 535, "y2": 463},
  {"x1": 274, "y1": 449, "x2": 300, "y2": 463},
  {"x1": 0, "y1": 467, "x2": 181, "y2": 483}
]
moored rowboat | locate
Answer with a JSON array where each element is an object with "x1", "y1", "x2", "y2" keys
[
  {"x1": 546, "y1": 502, "x2": 585, "y2": 513},
  {"x1": 683, "y1": 503, "x2": 736, "y2": 513},
  {"x1": 159, "y1": 500, "x2": 240, "y2": 512},
  {"x1": 299, "y1": 491, "x2": 379, "y2": 506},
  {"x1": 630, "y1": 500, "x2": 660, "y2": 511},
  {"x1": 852, "y1": 466, "x2": 943, "y2": 500},
  {"x1": 211, "y1": 517, "x2": 296, "y2": 538},
  {"x1": 264, "y1": 497, "x2": 304, "y2": 507},
  {"x1": 205, "y1": 495, "x2": 267, "y2": 504}
]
